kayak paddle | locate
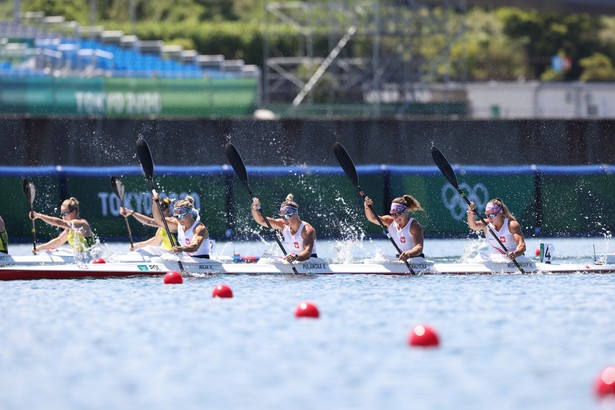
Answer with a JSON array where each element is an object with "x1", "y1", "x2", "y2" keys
[
  {"x1": 111, "y1": 176, "x2": 135, "y2": 248},
  {"x1": 23, "y1": 178, "x2": 37, "y2": 253},
  {"x1": 334, "y1": 142, "x2": 417, "y2": 275},
  {"x1": 136, "y1": 137, "x2": 186, "y2": 275},
  {"x1": 431, "y1": 145, "x2": 525, "y2": 274},
  {"x1": 224, "y1": 142, "x2": 299, "y2": 275}
]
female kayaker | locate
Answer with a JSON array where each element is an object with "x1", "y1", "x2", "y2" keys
[
  {"x1": 363, "y1": 194, "x2": 425, "y2": 261},
  {"x1": 152, "y1": 193, "x2": 210, "y2": 259},
  {"x1": 251, "y1": 194, "x2": 317, "y2": 262},
  {"x1": 467, "y1": 198, "x2": 526, "y2": 260},
  {"x1": 29, "y1": 197, "x2": 96, "y2": 254},
  {"x1": 0, "y1": 214, "x2": 7, "y2": 254},
  {"x1": 120, "y1": 197, "x2": 177, "y2": 253}
]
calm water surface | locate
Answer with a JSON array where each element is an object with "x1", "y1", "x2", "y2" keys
[{"x1": 1, "y1": 238, "x2": 615, "y2": 410}]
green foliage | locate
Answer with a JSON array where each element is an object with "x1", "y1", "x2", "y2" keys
[
  {"x1": 5, "y1": 1, "x2": 615, "y2": 82},
  {"x1": 579, "y1": 53, "x2": 615, "y2": 82},
  {"x1": 497, "y1": 8, "x2": 605, "y2": 79}
]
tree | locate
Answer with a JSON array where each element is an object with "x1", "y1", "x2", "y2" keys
[{"x1": 579, "y1": 53, "x2": 615, "y2": 82}]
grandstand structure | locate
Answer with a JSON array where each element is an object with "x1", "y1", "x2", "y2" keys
[
  {"x1": 0, "y1": 12, "x2": 259, "y2": 80},
  {"x1": 0, "y1": 12, "x2": 260, "y2": 118},
  {"x1": 263, "y1": 0, "x2": 468, "y2": 117}
]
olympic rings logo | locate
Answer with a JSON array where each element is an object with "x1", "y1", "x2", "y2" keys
[{"x1": 441, "y1": 183, "x2": 490, "y2": 221}]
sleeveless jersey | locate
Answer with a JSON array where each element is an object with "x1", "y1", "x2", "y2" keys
[
  {"x1": 389, "y1": 217, "x2": 415, "y2": 252},
  {"x1": 67, "y1": 229, "x2": 96, "y2": 252},
  {"x1": 0, "y1": 230, "x2": 7, "y2": 254},
  {"x1": 282, "y1": 221, "x2": 317, "y2": 255},
  {"x1": 159, "y1": 228, "x2": 175, "y2": 251},
  {"x1": 177, "y1": 220, "x2": 210, "y2": 257},
  {"x1": 485, "y1": 217, "x2": 517, "y2": 253}
]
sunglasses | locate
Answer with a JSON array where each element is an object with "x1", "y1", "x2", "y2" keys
[
  {"x1": 487, "y1": 213, "x2": 499, "y2": 219},
  {"x1": 390, "y1": 211, "x2": 405, "y2": 217},
  {"x1": 280, "y1": 213, "x2": 293, "y2": 219},
  {"x1": 173, "y1": 212, "x2": 188, "y2": 219},
  {"x1": 61, "y1": 210, "x2": 73, "y2": 216}
]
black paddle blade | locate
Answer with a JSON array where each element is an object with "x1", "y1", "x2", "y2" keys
[
  {"x1": 224, "y1": 143, "x2": 252, "y2": 194},
  {"x1": 333, "y1": 142, "x2": 360, "y2": 188},
  {"x1": 22, "y1": 178, "x2": 35, "y2": 206},
  {"x1": 431, "y1": 146, "x2": 459, "y2": 189},
  {"x1": 110, "y1": 176, "x2": 125, "y2": 202},
  {"x1": 136, "y1": 138, "x2": 154, "y2": 182}
]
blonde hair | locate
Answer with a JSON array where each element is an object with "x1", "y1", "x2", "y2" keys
[
  {"x1": 62, "y1": 197, "x2": 80, "y2": 215},
  {"x1": 487, "y1": 198, "x2": 516, "y2": 221},
  {"x1": 392, "y1": 195, "x2": 423, "y2": 212},
  {"x1": 173, "y1": 195, "x2": 199, "y2": 219},
  {"x1": 281, "y1": 193, "x2": 298, "y2": 209},
  {"x1": 174, "y1": 195, "x2": 195, "y2": 209}
]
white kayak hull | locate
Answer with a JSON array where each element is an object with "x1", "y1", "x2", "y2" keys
[{"x1": 1, "y1": 255, "x2": 615, "y2": 280}]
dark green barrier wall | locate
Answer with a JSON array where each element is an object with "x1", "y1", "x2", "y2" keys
[
  {"x1": 1, "y1": 165, "x2": 613, "y2": 246},
  {"x1": 0, "y1": 77, "x2": 257, "y2": 117},
  {"x1": 541, "y1": 171, "x2": 615, "y2": 235}
]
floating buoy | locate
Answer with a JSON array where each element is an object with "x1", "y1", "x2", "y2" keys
[
  {"x1": 91, "y1": 257, "x2": 106, "y2": 264},
  {"x1": 163, "y1": 271, "x2": 183, "y2": 284},
  {"x1": 295, "y1": 301, "x2": 319, "y2": 318},
  {"x1": 212, "y1": 284, "x2": 233, "y2": 298},
  {"x1": 408, "y1": 324, "x2": 440, "y2": 347},
  {"x1": 595, "y1": 366, "x2": 615, "y2": 398},
  {"x1": 535, "y1": 248, "x2": 540, "y2": 257}
]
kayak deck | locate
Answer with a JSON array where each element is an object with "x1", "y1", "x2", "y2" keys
[{"x1": 2, "y1": 256, "x2": 615, "y2": 280}]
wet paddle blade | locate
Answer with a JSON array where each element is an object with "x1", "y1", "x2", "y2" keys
[
  {"x1": 136, "y1": 138, "x2": 154, "y2": 183},
  {"x1": 23, "y1": 179, "x2": 35, "y2": 207},
  {"x1": 224, "y1": 143, "x2": 252, "y2": 196},
  {"x1": 110, "y1": 176, "x2": 125, "y2": 203},
  {"x1": 333, "y1": 142, "x2": 360, "y2": 188},
  {"x1": 431, "y1": 146, "x2": 459, "y2": 189}
]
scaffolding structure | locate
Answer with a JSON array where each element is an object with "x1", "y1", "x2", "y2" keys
[{"x1": 263, "y1": 0, "x2": 468, "y2": 117}]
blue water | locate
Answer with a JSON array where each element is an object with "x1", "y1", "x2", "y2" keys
[{"x1": 1, "y1": 239, "x2": 615, "y2": 410}]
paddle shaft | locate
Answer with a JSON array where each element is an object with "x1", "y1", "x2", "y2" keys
[
  {"x1": 111, "y1": 177, "x2": 134, "y2": 247},
  {"x1": 122, "y1": 214, "x2": 134, "y2": 248},
  {"x1": 29, "y1": 204, "x2": 37, "y2": 252},
  {"x1": 23, "y1": 179, "x2": 37, "y2": 252}
]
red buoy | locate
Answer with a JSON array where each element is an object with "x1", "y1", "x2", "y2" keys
[
  {"x1": 295, "y1": 301, "x2": 319, "y2": 318},
  {"x1": 212, "y1": 284, "x2": 233, "y2": 298},
  {"x1": 535, "y1": 248, "x2": 540, "y2": 257},
  {"x1": 164, "y1": 271, "x2": 183, "y2": 284},
  {"x1": 408, "y1": 324, "x2": 440, "y2": 347},
  {"x1": 91, "y1": 258, "x2": 106, "y2": 264},
  {"x1": 595, "y1": 366, "x2": 615, "y2": 398}
]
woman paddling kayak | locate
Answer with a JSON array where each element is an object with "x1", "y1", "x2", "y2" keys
[
  {"x1": 0, "y1": 214, "x2": 7, "y2": 254},
  {"x1": 121, "y1": 197, "x2": 177, "y2": 253},
  {"x1": 29, "y1": 197, "x2": 96, "y2": 255},
  {"x1": 251, "y1": 194, "x2": 317, "y2": 262},
  {"x1": 363, "y1": 194, "x2": 425, "y2": 261},
  {"x1": 467, "y1": 198, "x2": 526, "y2": 260},
  {"x1": 152, "y1": 192, "x2": 210, "y2": 259}
]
